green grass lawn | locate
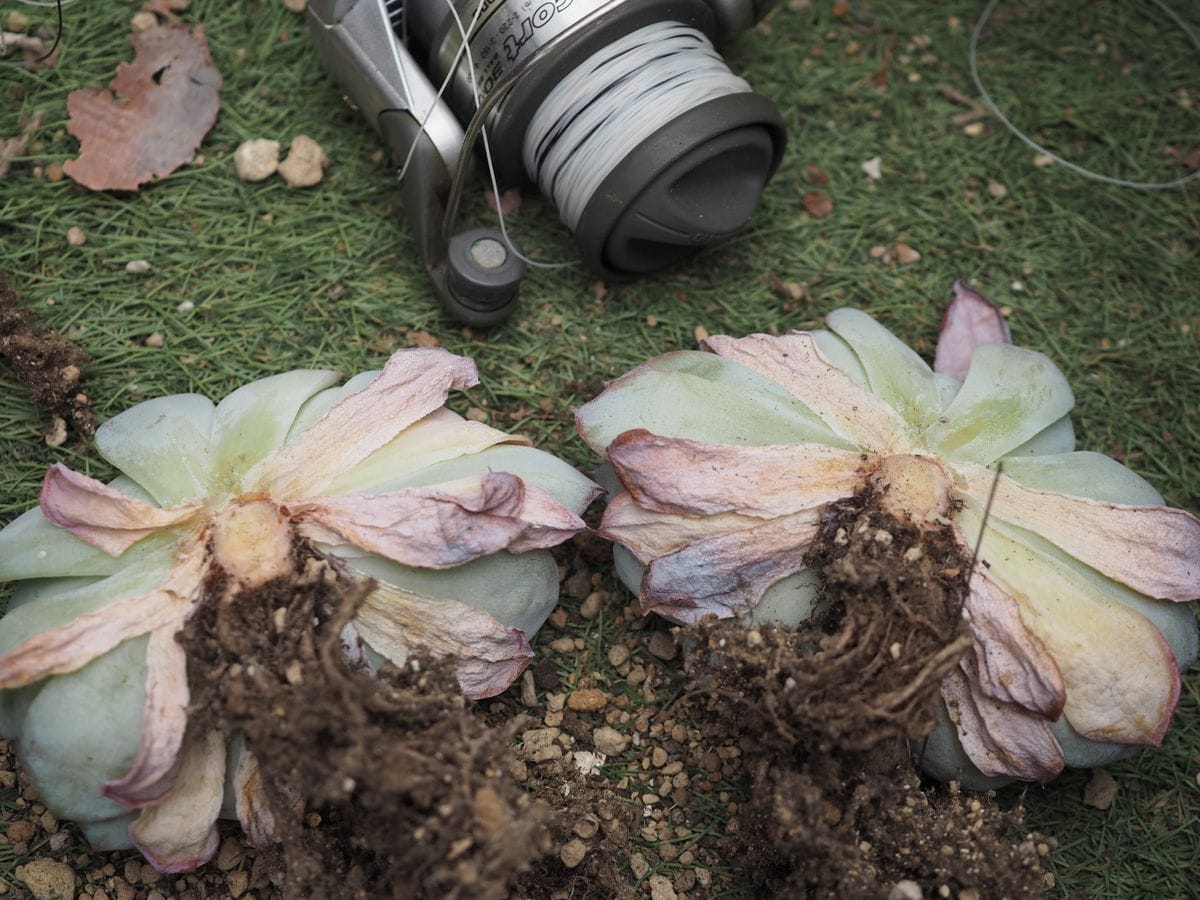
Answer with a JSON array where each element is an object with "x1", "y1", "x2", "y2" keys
[{"x1": 2, "y1": 0, "x2": 1198, "y2": 896}]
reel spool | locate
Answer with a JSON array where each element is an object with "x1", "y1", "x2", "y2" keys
[{"x1": 309, "y1": 0, "x2": 786, "y2": 325}]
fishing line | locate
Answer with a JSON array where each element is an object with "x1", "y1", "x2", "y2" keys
[
  {"x1": 970, "y1": 0, "x2": 1200, "y2": 190},
  {"x1": 523, "y1": 23, "x2": 753, "y2": 231},
  {"x1": 2, "y1": 0, "x2": 67, "y2": 67},
  {"x1": 439, "y1": 0, "x2": 574, "y2": 270},
  {"x1": 437, "y1": 9, "x2": 757, "y2": 269}
]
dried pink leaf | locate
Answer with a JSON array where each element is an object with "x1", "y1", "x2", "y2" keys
[
  {"x1": 933, "y1": 280, "x2": 1012, "y2": 380},
  {"x1": 941, "y1": 663, "x2": 1064, "y2": 782},
  {"x1": 356, "y1": 585, "x2": 533, "y2": 699},
  {"x1": 130, "y1": 731, "x2": 225, "y2": 873},
  {"x1": 292, "y1": 473, "x2": 583, "y2": 569},
  {"x1": 641, "y1": 511, "x2": 820, "y2": 622},
  {"x1": 964, "y1": 464, "x2": 1200, "y2": 601},
  {"x1": 0, "y1": 555, "x2": 200, "y2": 689},
  {"x1": 961, "y1": 568, "x2": 1065, "y2": 719},
  {"x1": 608, "y1": 429, "x2": 870, "y2": 518},
  {"x1": 249, "y1": 348, "x2": 478, "y2": 499},
  {"x1": 598, "y1": 492, "x2": 764, "y2": 563},
  {"x1": 103, "y1": 625, "x2": 189, "y2": 807},
  {"x1": 232, "y1": 746, "x2": 280, "y2": 850},
  {"x1": 40, "y1": 463, "x2": 201, "y2": 555},
  {"x1": 62, "y1": 25, "x2": 222, "y2": 191}
]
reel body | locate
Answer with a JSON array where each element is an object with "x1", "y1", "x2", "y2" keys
[{"x1": 308, "y1": 0, "x2": 786, "y2": 325}]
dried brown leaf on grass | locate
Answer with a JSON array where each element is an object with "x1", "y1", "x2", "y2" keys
[
  {"x1": 803, "y1": 191, "x2": 834, "y2": 218},
  {"x1": 63, "y1": 24, "x2": 221, "y2": 191}
]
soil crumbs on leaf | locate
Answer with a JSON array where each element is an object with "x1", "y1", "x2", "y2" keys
[
  {"x1": 0, "y1": 278, "x2": 94, "y2": 440},
  {"x1": 178, "y1": 542, "x2": 551, "y2": 900},
  {"x1": 678, "y1": 487, "x2": 1052, "y2": 897}
]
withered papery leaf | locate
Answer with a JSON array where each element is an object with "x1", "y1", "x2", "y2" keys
[
  {"x1": 963, "y1": 464, "x2": 1200, "y2": 602},
  {"x1": 598, "y1": 492, "x2": 764, "y2": 563},
  {"x1": 62, "y1": 25, "x2": 222, "y2": 191},
  {"x1": 40, "y1": 463, "x2": 202, "y2": 555},
  {"x1": 941, "y1": 663, "x2": 1064, "y2": 782},
  {"x1": 608, "y1": 428, "x2": 870, "y2": 518},
  {"x1": 701, "y1": 332, "x2": 914, "y2": 453},
  {"x1": 129, "y1": 730, "x2": 225, "y2": 873},
  {"x1": 934, "y1": 280, "x2": 1012, "y2": 380},
  {"x1": 641, "y1": 511, "x2": 820, "y2": 623},
  {"x1": 961, "y1": 567, "x2": 1065, "y2": 719},
  {"x1": 292, "y1": 473, "x2": 584, "y2": 569},
  {"x1": 232, "y1": 745, "x2": 279, "y2": 850},
  {"x1": 103, "y1": 625, "x2": 189, "y2": 807},
  {"x1": 356, "y1": 584, "x2": 533, "y2": 699}
]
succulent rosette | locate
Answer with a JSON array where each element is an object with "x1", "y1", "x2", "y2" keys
[
  {"x1": 576, "y1": 283, "x2": 1199, "y2": 788},
  {"x1": 0, "y1": 348, "x2": 598, "y2": 870}
]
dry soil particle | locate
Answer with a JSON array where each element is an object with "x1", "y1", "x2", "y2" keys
[
  {"x1": 178, "y1": 542, "x2": 550, "y2": 900},
  {"x1": 678, "y1": 486, "x2": 1050, "y2": 898},
  {"x1": 0, "y1": 277, "x2": 94, "y2": 439}
]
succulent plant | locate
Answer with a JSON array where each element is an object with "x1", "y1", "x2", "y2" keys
[
  {"x1": 0, "y1": 348, "x2": 597, "y2": 870},
  {"x1": 576, "y1": 283, "x2": 1199, "y2": 788}
]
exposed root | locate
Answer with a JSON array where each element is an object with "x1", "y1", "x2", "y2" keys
[
  {"x1": 679, "y1": 486, "x2": 1050, "y2": 898},
  {"x1": 179, "y1": 541, "x2": 550, "y2": 899}
]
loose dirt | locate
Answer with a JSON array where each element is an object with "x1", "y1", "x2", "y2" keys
[{"x1": 0, "y1": 277, "x2": 94, "y2": 441}]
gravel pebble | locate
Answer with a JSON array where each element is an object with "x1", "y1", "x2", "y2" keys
[
  {"x1": 16, "y1": 859, "x2": 75, "y2": 900},
  {"x1": 567, "y1": 688, "x2": 608, "y2": 712},
  {"x1": 592, "y1": 726, "x2": 629, "y2": 755}
]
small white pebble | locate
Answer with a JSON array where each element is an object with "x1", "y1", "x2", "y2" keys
[
  {"x1": 861, "y1": 155, "x2": 883, "y2": 180},
  {"x1": 144, "y1": 332, "x2": 165, "y2": 348},
  {"x1": 234, "y1": 138, "x2": 281, "y2": 182},
  {"x1": 126, "y1": 259, "x2": 151, "y2": 274},
  {"x1": 1010, "y1": 280, "x2": 1025, "y2": 292},
  {"x1": 177, "y1": 300, "x2": 195, "y2": 312},
  {"x1": 282, "y1": 0, "x2": 308, "y2": 11},
  {"x1": 66, "y1": 226, "x2": 86, "y2": 246}
]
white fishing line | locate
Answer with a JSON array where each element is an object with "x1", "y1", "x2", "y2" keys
[
  {"x1": 441, "y1": 0, "x2": 575, "y2": 270},
  {"x1": 970, "y1": 0, "x2": 1200, "y2": 190},
  {"x1": 523, "y1": 22, "x2": 754, "y2": 230}
]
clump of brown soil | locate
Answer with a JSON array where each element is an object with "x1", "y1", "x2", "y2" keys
[
  {"x1": 179, "y1": 542, "x2": 550, "y2": 900},
  {"x1": 679, "y1": 488, "x2": 1050, "y2": 898},
  {"x1": 0, "y1": 277, "x2": 94, "y2": 440}
]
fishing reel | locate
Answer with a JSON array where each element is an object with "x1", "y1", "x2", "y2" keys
[{"x1": 308, "y1": 0, "x2": 786, "y2": 325}]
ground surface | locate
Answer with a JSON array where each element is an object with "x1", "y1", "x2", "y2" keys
[{"x1": 2, "y1": 0, "x2": 1199, "y2": 897}]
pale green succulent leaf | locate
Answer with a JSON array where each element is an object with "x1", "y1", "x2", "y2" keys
[
  {"x1": 826, "y1": 308, "x2": 943, "y2": 428},
  {"x1": 576, "y1": 365, "x2": 845, "y2": 455},
  {"x1": 809, "y1": 329, "x2": 868, "y2": 386},
  {"x1": 925, "y1": 344, "x2": 1074, "y2": 464},
  {"x1": 208, "y1": 369, "x2": 341, "y2": 493},
  {"x1": 20, "y1": 637, "x2": 147, "y2": 822},
  {"x1": 1005, "y1": 415, "x2": 1076, "y2": 457},
  {"x1": 94, "y1": 394, "x2": 216, "y2": 505},
  {"x1": 80, "y1": 814, "x2": 139, "y2": 851},
  {"x1": 0, "y1": 507, "x2": 126, "y2": 581},
  {"x1": 932, "y1": 373, "x2": 961, "y2": 412},
  {"x1": 998, "y1": 451, "x2": 1163, "y2": 505}
]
